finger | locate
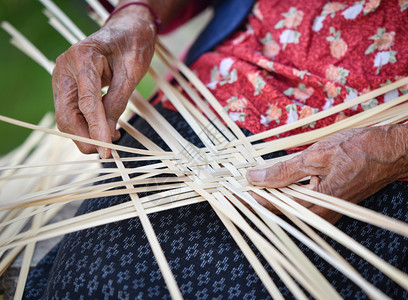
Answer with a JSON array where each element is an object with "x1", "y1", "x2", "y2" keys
[
  {"x1": 302, "y1": 175, "x2": 320, "y2": 190},
  {"x1": 302, "y1": 175, "x2": 342, "y2": 224},
  {"x1": 76, "y1": 67, "x2": 112, "y2": 158},
  {"x1": 103, "y1": 61, "x2": 139, "y2": 141},
  {"x1": 246, "y1": 155, "x2": 310, "y2": 187},
  {"x1": 53, "y1": 69, "x2": 97, "y2": 154}
]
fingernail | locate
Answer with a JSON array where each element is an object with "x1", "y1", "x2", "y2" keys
[
  {"x1": 97, "y1": 147, "x2": 109, "y2": 159},
  {"x1": 247, "y1": 169, "x2": 266, "y2": 183},
  {"x1": 97, "y1": 147, "x2": 104, "y2": 158}
]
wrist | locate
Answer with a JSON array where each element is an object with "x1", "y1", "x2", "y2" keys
[
  {"x1": 115, "y1": 0, "x2": 189, "y2": 29},
  {"x1": 394, "y1": 123, "x2": 408, "y2": 165},
  {"x1": 377, "y1": 124, "x2": 408, "y2": 180},
  {"x1": 106, "y1": 1, "x2": 159, "y2": 33}
]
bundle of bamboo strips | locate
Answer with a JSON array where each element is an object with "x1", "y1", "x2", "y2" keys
[{"x1": 1, "y1": 1, "x2": 408, "y2": 299}]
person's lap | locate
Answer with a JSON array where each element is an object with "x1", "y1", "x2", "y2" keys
[{"x1": 24, "y1": 105, "x2": 408, "y2": 299}]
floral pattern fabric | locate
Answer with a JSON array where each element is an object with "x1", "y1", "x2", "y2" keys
[{"x1": 163, "y1": 0, "x2": 408, "y2": 145}]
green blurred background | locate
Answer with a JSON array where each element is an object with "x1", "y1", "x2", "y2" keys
[{"x1": 0, "y1": 0, "x2": 155, "y2": 155}]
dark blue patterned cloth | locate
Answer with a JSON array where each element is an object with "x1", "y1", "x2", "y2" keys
[{"x1": 23, "y1": 104, "x2": 408, "y2": 299}]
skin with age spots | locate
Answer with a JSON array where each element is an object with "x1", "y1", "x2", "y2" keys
[
  {"x1": 247, "y1": 125, "x2": 408, "y2": 224},
  {"x1": 53, "y1": 11, "x2": 156, "y2": 158},
  {"x1": 52, "y1": 0, "x2": 189, "y2": 158}
]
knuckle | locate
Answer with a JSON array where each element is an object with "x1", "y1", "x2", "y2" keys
[
  {"x1": 79, "y1": 64, "x2": 99, "y2": 78},
  {"x1": 87, "y1": 121, "x2": 100, "y2": 134},
  {"x1": 278, "y1": 162, "x2": 291, "y2": 179},
  {"x1": 267, "y1": 162, "x2": 287, "y2": 182},
  {"x1": 69, "y1": 43, "x2": 91, "y2": 58},
  {"x1": 78, "y1": 97, "x2": 97, "y2": 115},
  {"x1": 54, "y1": 53, "x2": 66, "y2": 67},
  {"x1": 318, "y1": 178, "x2": 337, "y2": 197},
  {"x1": 55, "y1": 111, "x2": 69, "y2": 132}
]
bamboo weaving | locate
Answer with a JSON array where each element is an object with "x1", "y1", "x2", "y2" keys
[{"x1": 1, "y1": 1, "x2": 408, "y2": 299}]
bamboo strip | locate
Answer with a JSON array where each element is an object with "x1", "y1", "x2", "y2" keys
[
  {"x1": 0, "y1": 155, "x2": 172, "y2": 172},
  {"x1": 0, "y1": 196, "x2": 205, "y2": 254},
  {"x1": 0, "y1": 208, "x2": 36, "y2": 258},
  {"x1": 0, "y1": 204, "x2": 63, "y2": 230},
  {"x1": 257, "y1": 188, "x2": 408, "y2": 290},
  {"x1": 156, "y1": 41, "x2": 259, "y2": 162},
  {"x1": 356, "y1": 102, "x2": 408, "y2": 127},
  {"x1": 155, "y1": 46, "x2": 233, "y2": 143},
  {"x1": 0, "y1": 205, "x2": 63, "y2": 249},
  {"x1": 209, "y1": 200, "x2": 285, "y2": 300},
  {"x1": 254, "y1": 93, "x2": 408, "y2": 156},
  {"x1": 0, "y1": 114, "x2": 53, "y2": 194},
  {"x1": 185, "y1": 181, "x2": 309, "y2": 299},
  {"x1": 0, "y1": 115, "x2": 174, "y2": 157},
  {"x1": 14, "y1": 212, "x2": 42, "y2": 299},
  {"x1": 39, "y1": 0, "x2": 86, "y2": 41},
  {"x1": 128, "y1": 93, "x2": 191, "y2": 156},
  {"x1": 111, "y1": 150, "x2": 183, "y2": 299},
  {"x1": 0, "y1": 204, "x2": 64, "y2": 276},
  {"x1": 107, "y1": 0, "x2": 118, "y2": 6},
  {"x1": 0, "y1": 209, "x2": 22, "y2": 228},
  {"x1": 0, "y1": 177, "x2": 191, "y2": 212},
  {"x1": 1, "y1": 192, "x2": 201, "y2": 250},
  {"x1": 374, "y1": 110, "x2": 408, "y2": 126},
  {"x1": 1, "y1": 22, "x2": 55, "y2": 74},
  {"x1": 218, "y1": 186, "x2": 340, "y2": 299},
  {"x1": 149, "y1": 57, "x2": 334, "y2": 296},
  {"x1": 12, "y1": 160, "x2": 177, "y2": 204},
  {"x1": 283, "y1": 185, "x2": 408, "y2": 237},
  {"x1": 149, "y1": 67, "x2": 219, "y2": 153},
  {"x1": 43, "y1": 9, "x2": 80, "y2": 45},
  {"x1": 118, "y1": 119, "x2": 165, "y2": 152},
  {"x1": 223, "y1": 181, "x2": 363, "y2": 294},
  {"x1": 85, "y1": 0, "x2": 110, "y2": 23},
  {"x1": 0, "y1": 165, "x2": 192, "y2": 181},
  {"x1": 247, "y1": 77, "x2": 408, "y2": 143},
  {"x1": 1, "y1": 135, "x2": 72, "y2": 202},
  {"x1": 0, "y1": 183, "x2": 189, "y2": 231},
  {"x1": 230, "y1": 184, "x2": 389, "y2": 298},
  {"x1": 277, "y1": 203, "x2": 390, "y2": 299},
  {"x1": 0, "y1": 247, "x2": 24, "y2": 276},
  {"x1": 2, "y1": 8, "x2": 408, "y2": 297},
  {"x1": 219, "y1": 183, "x2": 341, "y2": 299},
  {"x1": 14, "y1": 171, "x2": 125, "y2": 204}
]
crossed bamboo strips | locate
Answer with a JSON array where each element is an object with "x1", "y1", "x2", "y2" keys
[{"x1": 1, "y1": 1, "x2": 408, "y2": 299}]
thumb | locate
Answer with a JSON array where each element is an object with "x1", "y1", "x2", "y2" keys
[{"x1": 246, "y1": 156, "x2": 309, "y2": 187}]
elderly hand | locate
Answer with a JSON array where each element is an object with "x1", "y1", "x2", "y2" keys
[
  {"x1": 52, "y1": 4, "x2": 157, "y2": 158},
  {"x1": 247, "y1": 125, "x2": 408, "y2": 223}
]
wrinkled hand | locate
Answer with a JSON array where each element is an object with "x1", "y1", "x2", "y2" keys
[
  {"x1": 247, "y1": 125, "x2": 408, "y2": 223},
  {"x1": 52, "y1": 6, "x2": 156, "y2": 158}
]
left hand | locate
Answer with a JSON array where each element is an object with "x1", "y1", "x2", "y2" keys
[{"x1": 246, "y1": 124, "x2": 408, "y2": 224}]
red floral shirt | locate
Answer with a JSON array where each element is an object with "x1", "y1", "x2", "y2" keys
[{"x1": 163, "y1": 0, "x2": 408, "y2": 143}]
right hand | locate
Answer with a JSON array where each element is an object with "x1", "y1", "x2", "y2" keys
[
  {"x1": 52, "y1": 5, "x2": 157, "y2": 158},
  {"x1": 247, "y1": 125, "x2": 408, "y2": 224}
]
